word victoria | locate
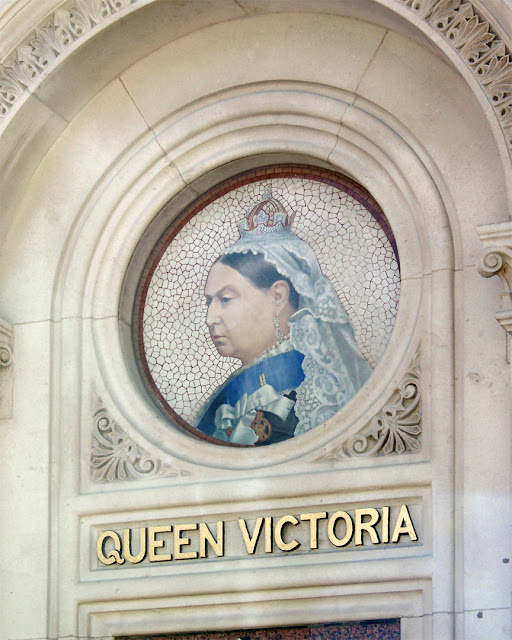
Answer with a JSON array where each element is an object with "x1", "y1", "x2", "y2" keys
[{"x1": 96, "y1": 505, "x2": 418, "y2": 565}]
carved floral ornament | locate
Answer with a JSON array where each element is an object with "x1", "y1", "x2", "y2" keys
[
  {"x1": 0, "y1": 319, "x2": 14, "y2": 420},
  {"x1": 90, "y1": 394, "x2": 185, "y2": 482},
  {"x1": 314, "y1": 351, "x2": 421, "y2": 461},
  {"x1": 90, "y1": 353, "x2": 421, "y2": 482},
  {"x1": 1, "y1": 0, "x2": 512, "y2": 159},
  {"x1": 0, "y1": 0, "x2": 137, "y2": 119}
]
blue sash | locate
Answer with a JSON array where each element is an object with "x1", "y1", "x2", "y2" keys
[{"x1": 196, "y1": 349, "x2": 305, "y2": 436}]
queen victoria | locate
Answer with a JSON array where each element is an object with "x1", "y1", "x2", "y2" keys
[
  {"x1": 139, "y1": 171, "x2": 400, "y2": 449},
  {"x1": 193, "y1": 193, "x2": 373, "y2": 446}
]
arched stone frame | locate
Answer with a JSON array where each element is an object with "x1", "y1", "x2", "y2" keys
[
  {"x1": 51, "y1": 80, "x2": 448, "y2": 638},
  {"x1": 1, "y1": 1, "x2": 512, "y2": 194},
  {"x1": 0, "y1": 5, "x2": 510, "y2": 640},
  {"x1": 85, "y1": 82, "x2": 433, "y2": 470},
  {"x1": 2, "y1": 0, "x2": 512, "y2": 174}
]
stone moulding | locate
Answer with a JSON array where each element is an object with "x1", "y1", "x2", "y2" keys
[
  {"x1": 0, "y1": 0, "x2": 138, "y2": 119},
  {"x1": 0, "y1": 318, "x2": 14, "y2": 420},
  {"x1": 1, "y1": 0, "x2": 512, "y2": 160},
  {"x1": 477, "y1": 221, "x2": 512, "y2": 334},
  {"x1": 399, "y1": 0, "x2": 512, "y2": 155},
  {"x1": 314, "y1": 351, "x2": 421, "y2": 461},
  {"x1": 90, "y1": 394, "x2": 184, "y2": 482}
]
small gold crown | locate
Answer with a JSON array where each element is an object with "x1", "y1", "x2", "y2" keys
[{"x1": 238, "y1": 188, "x2": 293, "y2": 237}]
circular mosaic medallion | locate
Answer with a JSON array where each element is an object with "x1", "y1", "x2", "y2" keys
[{"x1": 135, "y1": 166, "x2": 400, "y2": 446}]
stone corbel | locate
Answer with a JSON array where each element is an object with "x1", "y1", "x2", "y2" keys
[
  {"x1": 0, "y1": 318, "x2": 13, "y2": 419},
  {"x1": 477, "y1": 222, "x2": 512, "y2": 334}
]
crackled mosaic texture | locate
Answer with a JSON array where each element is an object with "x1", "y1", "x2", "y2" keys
[{"x1": 143, "y1": 177, "x2": 400, "y2": 424}]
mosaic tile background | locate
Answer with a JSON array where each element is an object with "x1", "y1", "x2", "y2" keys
[
  {"x1": 142, "y1": 177, "x2": 400, "y2": 425},
  {"x1": 123, "y1": 619, "x2": 401, "y2": 640}
]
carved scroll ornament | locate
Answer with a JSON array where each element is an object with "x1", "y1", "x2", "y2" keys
[
  {"x1": 0, "y1": 318, "x2": 14, "y2": 420},
  {"x1": 91, "y1": 395, "x2": 185, "y2": 482},
  {"x1": 314, "y1": 352, "x2": 421, "y2": 461},
  {"x1": 0, "y1": 318, "x2": 13, "y2": 368},
  {"x1": 477, "y1": 222, "x2": 512, "y2": 334}
]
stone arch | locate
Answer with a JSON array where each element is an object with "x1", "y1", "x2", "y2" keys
[
  {"x1": 2, "y1": 0, "x2": 512, "y2": 182},
  {"x1": 0, "y1": 4, "x2": 510, "y2": 640}
]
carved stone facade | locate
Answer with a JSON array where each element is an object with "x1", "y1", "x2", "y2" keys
[
  {"x1": 399, "y1": 0, "x2": 512, "y2": 155},
  {"x1": 0, "y1": 0, "x2": 138, "y2": 119},
  {"x1": 0, "y1": 318, "x2": 13, "y2": 420},
  {"x1": 91, "y1": 395, "x2": 183, "y2": 482},
  {"x1": 2, "y1": 0, "x2": 512, "y2": 160},
  {"x1": 0, "y1": 317, "x2": 13, "y2": 368},
  {"x1": 1, "y1": 2, "x2": 511, "y2": 640},
  {"x1": 315, "y1": 352, "x2": 421, "y2": 461},
  {"x1": 478, "y1": 221, "x2": 512, "y2": 334}
]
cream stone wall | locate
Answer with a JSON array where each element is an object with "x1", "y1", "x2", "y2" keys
[{"x1": 0, "y1": 2, "x2": 511, "y2": 640}]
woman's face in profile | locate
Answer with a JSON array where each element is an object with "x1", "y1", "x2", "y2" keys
[{"x1": 204, "y1": 261, "x2": 276, "y2": 366}]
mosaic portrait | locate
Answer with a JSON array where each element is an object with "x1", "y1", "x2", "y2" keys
[{"x1": 136, "y1": 168, "x2": 400, "y2": 447}]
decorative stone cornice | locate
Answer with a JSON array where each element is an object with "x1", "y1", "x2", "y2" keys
[
  {"x1": 1, "y1": 0, "x2": 512, "y2": 163},
  {"x1": 399, "y1": 0, "x2": 512, "y2": 156},
  {"x1": 91, "y1": 394, "x2": 186, "y2": 483},
  {"x1": 477, "y1": 221, "x2": 512, "y2": 333},
  {"x1": 0, "y1": 318, "x2": 13, "y2": 368},
  {"x1": 0, "y1": 0, "x2": 138, "y2": 120},
  {"x1": 314, "y1": 351, "x2": 421, "y2": 461}
]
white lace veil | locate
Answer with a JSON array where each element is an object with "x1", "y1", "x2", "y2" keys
[{"x1": 222, "y1": 216, "x2": 373, "y2": 436}]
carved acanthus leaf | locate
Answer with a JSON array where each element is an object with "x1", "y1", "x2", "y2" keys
[
  {"x1": 0, "y1": 0, "x2": 138, "y2": 118},
  {"x1": 1, "y1": 0, "x2": 512, "y2": 163},
  {"x1": 398, "y1": 0, "x2": 512, "y2": 156},
  {"x1": 314, "y1": 352, "x2": 421, "y2": 461},
  {"x1": 91, "y1": 396, "x2": 185, "y2": 483}
]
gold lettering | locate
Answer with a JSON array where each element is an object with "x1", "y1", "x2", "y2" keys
[
  {"x1": 275, "y1": 515, "x2": 300, "y2": 551},
  {"x1": 381, "y1": 506, "x2": 390, "y2": 544},
  {"x1": 174, "y1": 523, "x2": 198, "y2": 560},
  {"x1": 264, "y1": 516, "x2": 273, "y2": 553},
  {"x1": 123, "y1": 528, "x2": 147, "y2": 564},
  {"x1": 239, "y1": 517, "x2": 264, "y2": 554},
  {"x1": 199, "y1": 521, "x2": 224, "y2": 558},
  {"x1": 355, "y1": 508, "x2": 380, "y2": 545},
  {"x1": 327, "y1": 511, "x2": 353, "y2": 547},
  {"x1": 96, "y1": 530, "x2": 124, "y2": 565},
  {"x1": 300, "y1": 512, "x2": 327, "y2": 549},
  {"x1": 148, "y1": 525, "x2": 172, "y2": 561},
  {"x1": 391, "y1": 505, "x2": 418, "y2": 543}
]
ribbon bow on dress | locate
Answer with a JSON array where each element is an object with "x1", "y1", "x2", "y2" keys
[{"x1": 213, "y1": 384, "x2": 295, "y2": 444}]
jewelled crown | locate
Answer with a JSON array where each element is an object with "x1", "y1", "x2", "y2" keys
[{"x1": 238, "y1": 189, "x2": 294, "y2": 237}]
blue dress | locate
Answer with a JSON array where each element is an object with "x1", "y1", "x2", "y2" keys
[{"x1": 194, "y1": 342, "x2": 305, "y2": 446}]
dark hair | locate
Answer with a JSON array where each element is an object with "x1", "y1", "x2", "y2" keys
[{"x1": 218, "y1": 252, "x2": 300, "y2": 310}]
